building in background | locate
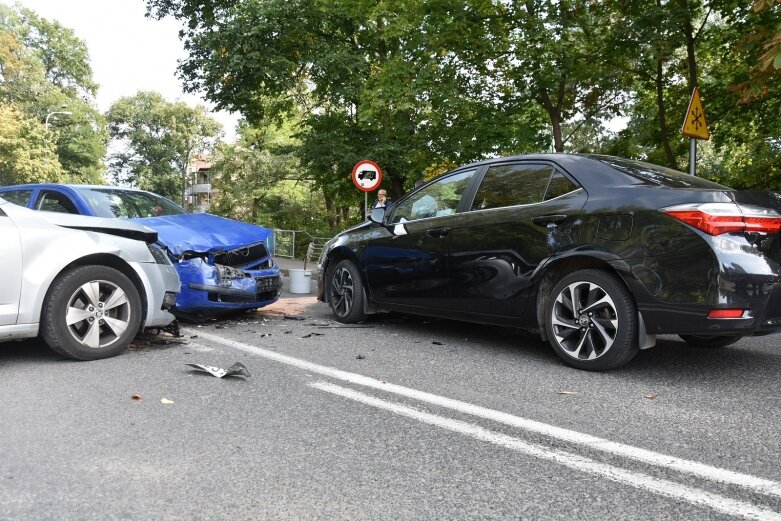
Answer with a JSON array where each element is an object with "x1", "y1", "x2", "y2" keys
[{"x1": 185, "y1": 156, "x2": 216, "y2": 212}]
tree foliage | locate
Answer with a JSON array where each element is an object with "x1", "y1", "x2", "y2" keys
[
  {"x1": 0, "y1": 101, "x2": 63, "y2": 184},
  {"x1": 134, "y1": 0, "x2": 780, "y2": 226},
  {"x1": 0, "y1": 3, "x2": 106, "y2": 184},
  {"x1": 106, "y1": 91, "x2": 222, "y2": 202}
]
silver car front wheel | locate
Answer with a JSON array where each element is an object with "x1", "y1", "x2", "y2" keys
[{"x1": 42, "y1": 266, "x2": 142, "y2": 360}]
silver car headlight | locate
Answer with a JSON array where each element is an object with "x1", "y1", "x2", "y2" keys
[{"x1": 147, "y1": 244, "x2": 172, "y2": 265}]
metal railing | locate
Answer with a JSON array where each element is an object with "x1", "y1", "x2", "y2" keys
[
  {"x1": 272, "y1": 229, "x2": 296, "y2": 259},
  {"x1": 272, "y1": 229, "x2": 332, "y2": 267}
]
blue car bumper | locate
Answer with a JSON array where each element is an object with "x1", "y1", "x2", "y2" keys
[{"x1": 173, "y1": 258, "x2": 283, "y2": 317}]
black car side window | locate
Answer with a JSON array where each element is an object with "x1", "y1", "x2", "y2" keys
[
  {"x1": 391, "y1": 170, "x2": 476, "y2": 223},
  {"x1": 544, "y1": 171, "x2": 580, "y2": 201},
  {"x1": 35, "y1": 191, "x2": 79, "y2": 214},
  {"x1": 0, "y1": 190, "x2": 32, "y2": 206},
  {"x1": 471, "y1": 164, "x2": 553, "y2": 211}
]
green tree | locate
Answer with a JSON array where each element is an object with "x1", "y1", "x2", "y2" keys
[
  {"x1": 0, "y1": 3, "x2": 106, "y2": 184},
  {"x1": 106, "y1": 91, "x2": 222, "y2": 202},
  {"x1": 0, "y1": 101, "x2": 64, "y2": 184},
  {"x1": 144, "y1": 0, "x2": 548, "y2": 228}
]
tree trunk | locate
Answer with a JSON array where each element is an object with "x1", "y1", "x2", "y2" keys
[
  {"x1": 538, "y1": 90, "x2": 564, "y2": 152},
  {"x1": 682, "y1": 3, "x2": 698, "y2": 93},
  {"x1": 655, "y1": 52, "x2": 678, "y2": 169}
]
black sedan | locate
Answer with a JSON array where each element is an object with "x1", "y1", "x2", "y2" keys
[{"x1": 317, "y1": 154, "x2": 781, "y2": 370}]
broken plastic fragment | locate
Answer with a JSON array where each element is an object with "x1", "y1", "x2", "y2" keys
[{"x1": 186, "y1": 362, "x2": 251, "y2": 378}]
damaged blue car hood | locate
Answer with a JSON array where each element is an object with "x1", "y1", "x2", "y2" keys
[{"x1": 133, "y1": 213, "x2": 272, "y2": 256}]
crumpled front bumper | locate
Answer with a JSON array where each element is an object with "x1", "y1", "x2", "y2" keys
[{"x1": 172, "y1": 258, "x2": 282, "y2": 317}]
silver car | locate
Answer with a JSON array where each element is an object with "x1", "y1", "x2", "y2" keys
[{"x1": 0, "y1": 197, "x2": 180, "y2": 360}]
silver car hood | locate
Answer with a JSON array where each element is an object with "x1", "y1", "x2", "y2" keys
[{"x1": 35, "y1": 211, "x2": 158, "y2": 244}]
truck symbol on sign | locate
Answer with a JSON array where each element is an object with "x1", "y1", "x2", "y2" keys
[{"x1": 358, "y1": 170, "x2": 377, "y2": 181}]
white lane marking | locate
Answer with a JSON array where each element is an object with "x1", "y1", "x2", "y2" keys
[
  {"x1": 311, "y1": 381, "x2": 781, "y2": 521},
  {"x1": 192, "y1": 331, "x2": 781, "y2": 497},
  {"x1": 310, "y1": 381, "x2": 781, "y2": 521}
]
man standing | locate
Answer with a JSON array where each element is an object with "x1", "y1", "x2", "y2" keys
[{"x1": 374, "y1": 189, "x2": 390, "y2": 209}]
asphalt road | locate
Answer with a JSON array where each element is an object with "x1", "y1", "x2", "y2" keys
[{"x1": 1, "y1": 287, "x2": 780, "y2": 520}]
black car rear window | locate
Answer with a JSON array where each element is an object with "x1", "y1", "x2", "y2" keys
[{"x1": 587, "y1": 155, "x2": 731, "y2": 190}]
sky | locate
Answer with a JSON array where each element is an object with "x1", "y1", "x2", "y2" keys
[{"x1": 11, "y1": 0, "x2": 240, "y2": 141}]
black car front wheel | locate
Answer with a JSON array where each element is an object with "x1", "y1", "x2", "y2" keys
[
  {"x1": 678, "y1": 334, "x2": 744, "y2": 348},
  {"x1": 327, "y1": 260, "x2": 367, "y2": 323},
  {"x1": 545, "y1": 269, "x2": 639, "y2": 371}
]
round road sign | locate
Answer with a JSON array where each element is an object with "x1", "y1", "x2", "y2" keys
[{"x1": 352, "y1": 160, "x2": 383, "y2": 192}]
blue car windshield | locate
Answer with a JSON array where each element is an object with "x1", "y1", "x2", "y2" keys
[{"x1": 76, "y1": 188, "x2": 186, "y2": 218}]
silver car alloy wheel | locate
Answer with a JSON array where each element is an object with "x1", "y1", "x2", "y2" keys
[
  {"x1": 550, "y1": 280, "x2": 619, "y2": 361},
  {"x1": 65, "y1": 280, "x2": 132, "y2": 349},
  {"x1": 330, "y1": 266, "x2": 355, "y2": 318}
]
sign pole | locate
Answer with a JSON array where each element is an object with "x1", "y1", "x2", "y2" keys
[
  {"x1": 365, "y1": 191, "x2": 368, "y2": 219},
  {"x1": 689, "y1": 138, "x2": 696, "y2": 176},
  {"x1": 681, "y1": 87, "x2": 709, "y2": 176}
]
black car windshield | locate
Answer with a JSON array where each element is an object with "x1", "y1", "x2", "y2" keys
[
  {"x1": 587, "y1": 155, "x2": 732, "y2": 190},
  {"x1": 76, "y1": 187, "x2": 186, "y2": 218}
]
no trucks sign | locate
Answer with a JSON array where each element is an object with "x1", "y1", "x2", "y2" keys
[{"x1": 352, "y1": 160, "x2": 383, "y2": 192}]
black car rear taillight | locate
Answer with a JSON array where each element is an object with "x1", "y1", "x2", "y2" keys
[{"x1": 662, "y1": 203, "x2": 781, "y2": 235}]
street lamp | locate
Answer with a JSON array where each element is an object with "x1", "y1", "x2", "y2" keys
[{"x1": 45, "y1": 105, "x2": 72, "y2": 130}]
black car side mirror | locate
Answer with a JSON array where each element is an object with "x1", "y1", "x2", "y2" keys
[{"x1": 369, "y1": 207, "x2": 386, "y2": 224}]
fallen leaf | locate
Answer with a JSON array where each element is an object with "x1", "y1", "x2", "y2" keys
[
  {"x1": 160, "y1": 398, "x2": 174, "y2": 405},
  {"x1": 131, "y1": 393, "x2": 142, "y2": 401}
]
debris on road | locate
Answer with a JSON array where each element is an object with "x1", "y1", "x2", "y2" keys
[
  {"x1": 284, "y1": 315, "x2": 306, "y2": 321},
  {"x1": 432, "y1": 341, "x2": 444, "y2": 346},
  {"x1": 300, "y1": 332, "x2": 325, "y2": 339},
  {"x1": 356, "y1": 354, "x2": 365, "y2": 360},
  {"x1": 131, "y1": 393, "x2": 142, "y2": 401},
  {"x1": 558, "y1": 390, "x2": 577, "y2": 396},
  {"x1": 186, "y1": 362, "x2": 251, "y2": 379},
  {"x1": 644, "y1": 393, "x2": 657, "y2": 400},
  {"x1": 161, "y1": 398, "x2": 174, "y2": 404}
]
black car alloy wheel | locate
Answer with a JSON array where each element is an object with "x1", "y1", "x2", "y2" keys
[
  {"x1": 328, "y1": 260, "x2": 366, "y2": 323},
  {"x1": 546, "y1": 269, "x2": 638, "y2": 370}
]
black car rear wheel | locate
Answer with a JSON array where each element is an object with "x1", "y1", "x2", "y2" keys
[
  {"x1": 327, "y1": 260, "x2": 366, "y2": 323},
  {"x1": 678, "y1": 334, "x2": 743, "y2": 348},
  {"x1": 545, "y1": 269, "x2": 639, "y2": 371}
]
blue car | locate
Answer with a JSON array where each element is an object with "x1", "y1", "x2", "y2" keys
[{"x1": 0, "y1": 184, "x2": 283, "y2": 319}]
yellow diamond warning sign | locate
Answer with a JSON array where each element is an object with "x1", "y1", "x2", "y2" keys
[{"x1": 681, "y1": 87, "x2": 710, "y2": 140}]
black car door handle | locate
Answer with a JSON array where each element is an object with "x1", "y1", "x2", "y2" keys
[
  {"x1": 531, "y1": 214, "x2": 567, "y2": 227},
  {"x1": 427, "y1": 227, "x2": 451, "y2": 239}
]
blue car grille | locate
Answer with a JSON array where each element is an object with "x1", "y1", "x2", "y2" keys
[{"x1": 213, "y1": 242, "x2": 269, "y2": 268}]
